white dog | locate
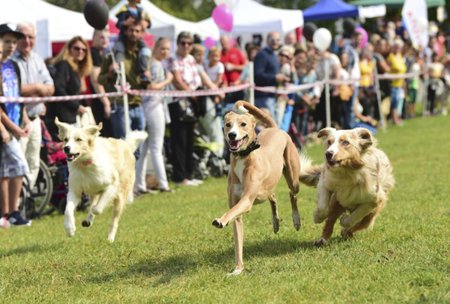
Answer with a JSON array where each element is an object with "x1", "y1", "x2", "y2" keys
[
  {"x1": 55, "y1": 118, "x2": 147, "y2": 242},
  {"x1": 300, "y1": 127, "x2": 395, "y2": 246}
]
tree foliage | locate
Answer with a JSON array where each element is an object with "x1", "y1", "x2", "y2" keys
[{"x1": 45, "y1": 0, "x2": 316, "y2": 22}]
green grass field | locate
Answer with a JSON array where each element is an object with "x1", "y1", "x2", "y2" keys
[{"x1": 1, "y1": 116, "x2": 449, "y2": 304}]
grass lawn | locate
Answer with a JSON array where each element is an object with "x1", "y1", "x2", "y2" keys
[{"x1": 1, "y1": 116, "x2": 449, "y2": 303}]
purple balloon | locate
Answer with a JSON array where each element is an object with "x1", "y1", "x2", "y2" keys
[
  {"x1": 204, "y1": 36, "x2": 217, "y2": 49},
  {"x1": 355, "y1": 26, "x2": 368, "y2": 49},
  {"x1": 212, "y1": 4, "x2": 233, "y2": 32}
]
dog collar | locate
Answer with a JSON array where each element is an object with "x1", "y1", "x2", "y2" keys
[
  {"x1": 81, "y1": 159, "x2": 94, "y2": 166},
  {"x1": 231, "y1": 140, "x2": 260, "y2": 157}
]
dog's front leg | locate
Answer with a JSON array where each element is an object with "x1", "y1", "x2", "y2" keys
[
  {"x1": 213, "y1": 192, "x2": 255, "y2": 228},
  {"x1": 82, "y1": 195, "x2": 100, "y2": 228},
  {"x1": 92, "y1": 185, "x2": 117, "y2": 215},
  {"x1": 314, "y1": 183, "x2": 332, "y2": 224},
  {"x1": 64, "y1": 191, "x2": 81, "y2": 237},
  {"x1": 340, "y1": 202, "x2": 377, "y2": 229},
  {"x1": 230, "y1": 215, "x2": 244, "y2": 276}
]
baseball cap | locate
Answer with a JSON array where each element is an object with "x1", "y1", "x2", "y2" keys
[{"x1": 0, "y1": 23, "x2": 25, "y2": 39}]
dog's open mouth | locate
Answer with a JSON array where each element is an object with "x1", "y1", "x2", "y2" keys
[
  {"x1": 66, "y1": 153, "x2": 80, "y2": 162},
  {"x1": 228, "y1": 136, "x2": 247, "y2": 152},
  {"x1": 327, "y1": 159, "x2": 341, "y2": 167}
]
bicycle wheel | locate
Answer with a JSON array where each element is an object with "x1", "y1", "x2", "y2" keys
[{"x1": 31, "y1": 159, "x2": 54, "y2": 216}]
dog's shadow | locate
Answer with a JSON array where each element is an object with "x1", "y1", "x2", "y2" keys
[{"x1": 90, "y1": 238, "x2": 316, "y2": 285}]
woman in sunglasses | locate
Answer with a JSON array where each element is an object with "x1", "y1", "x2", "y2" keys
[{"x1": 46, "y1": 36, "x2": 93, "y2": 139}]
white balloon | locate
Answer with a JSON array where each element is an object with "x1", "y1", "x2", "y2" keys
[
  {"x1": 313, "y1": 28, "x2": 332, "y2": 51},
  {"x1": 214, "y1": 0, "x2": 238, "y2": 10}
]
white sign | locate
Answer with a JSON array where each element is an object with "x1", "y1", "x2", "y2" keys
[{"x1": 402, "y1": 0, "x2": 428, "y2": 49}]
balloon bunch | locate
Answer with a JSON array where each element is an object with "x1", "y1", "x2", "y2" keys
[{"x1": 211, "y1": 0, "x2": 236, "y2": 32}]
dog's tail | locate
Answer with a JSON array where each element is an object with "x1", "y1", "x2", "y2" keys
[
  {"x1": 233, "y1": 100, "x2": 277, "y2": 128},
  {"x1": 126, "y1": 130, "x2": 148, "y2": 151},
  {"x1": 299, "y1": 153, "x2": 322, "y2": 187}
]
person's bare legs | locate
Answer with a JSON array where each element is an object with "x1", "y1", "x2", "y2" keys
[
  {"x1": 8, "y1": 176, "x2": 22, "y2": 213},
  {"x1": 1, "y1": 178, "x2": 10, "y2": 216}
]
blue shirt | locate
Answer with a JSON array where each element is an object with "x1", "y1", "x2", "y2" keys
[{"x1": 253, "y1": 47, "x2": 280, "y2": 98}]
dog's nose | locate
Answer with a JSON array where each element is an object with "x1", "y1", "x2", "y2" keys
[
  {"x1": 64, "y1": 146, "x2": 71, "y2": 154},
  {"x1": 228, "y1": 132, "x2": 237, "y2": 140},
  {"x1": 325, "y1": 151, "x2": 333, "y2": 161}
]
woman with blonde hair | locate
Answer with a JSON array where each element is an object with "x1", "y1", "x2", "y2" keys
[
  {"x1": 135, "y1": 37, "x2": 174, "y2": 194},
  {"x1": 46, "y1": 36, "x2": 93, "y2": 139}
]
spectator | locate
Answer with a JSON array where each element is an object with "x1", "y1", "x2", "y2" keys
[
  {"x1": 220, "y1": 34, "x2": 246, "y2": 104},
  {"x1": 14, "y1": 22, "x2": 54, "y2": 190},
  {"x1": 358, "y1": 47, "x2": 377, "y2": 120},
  {"x1": 387, "y1": 38, "x2": 406, "y2": 125},
  {"x1": 427, "y1": 53, "x2": 444, "y2": 116},
  {"x1": 89, "y1": 28, "x2": 112, "y2": 137},
  {"x1": 254, "y1": 31, "x2": 290, "y2": 119},
  {"x1": 46, "y1": 36, "x2": 92, "y2": 139},
  {"x1": 0, "y1": 25, "x2": 31, "y2": 227},
  {"x1": 99, "y1": 20, "x2": 146, "y2": 139},
  {"x1": 167, "y1": 31, "x2": 214, "y2": 186},
  {"x1": 135, "y1": 37, "x2": 173, "y2": 195},
  {"x1": 276, "y1": 45, "x2": 296, "y2": 126},
  {"x1": 114, "y1": 0, "x2": 152, "y2": 86}
]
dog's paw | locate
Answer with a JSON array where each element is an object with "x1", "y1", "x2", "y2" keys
[
  {"x1": 314, "y1": 209, "x2": 328, "y2": 224},
  {"x1": 81, "y1": 220, "x2": 92, "y2": 228},
  {"x1": 107, "y1": 234, "x2": 115, "y2": 243},
  {"x1": 92, "y1": 206, "x2": 102, "y2": 215},
  {"x1": 314, "y1": 238, "x2": 328, "y2": 247},
  {"x1": 292, "y1": 214, "x2": 301, "y2": 231},
  {"x1": 272, "y1": 217, "x2": 280, "y2": 234},
  {"x1": 227, "y1": 268, "x2": 243, "y2": 276},
  {"x1": 212, "y1": 219, "x2": 224, "y2": 228},
  {"x1": 341, "y1": 229, "x2": 354, "y2": 240},
  {"x1": 65, "y1": 227, "x2": 76, "y2": 237},
  {"x1": 340, "y1": 215, "x2": 351, "y2": 228}
]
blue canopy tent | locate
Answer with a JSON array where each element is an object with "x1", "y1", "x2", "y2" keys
[{"x1": 303, "y1": 0, "x2": 359, "y2": 21}]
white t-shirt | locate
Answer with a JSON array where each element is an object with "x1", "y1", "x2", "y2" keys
[{"x1": 205, "y1": 62, "x2": 224, "y2": 84}]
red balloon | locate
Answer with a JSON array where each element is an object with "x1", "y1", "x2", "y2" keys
[{"x1": 84, "y1": 0, "x2": 109, "y2": 30}]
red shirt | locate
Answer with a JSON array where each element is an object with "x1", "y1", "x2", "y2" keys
[{"x1": 221, "y1": 48, "x2": 246, "y2": 85}]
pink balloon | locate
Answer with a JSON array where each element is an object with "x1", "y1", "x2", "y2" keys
[
  {"x1": 212, "y1": 4, "x2": 233, "y2": 32},
  {"x1": 356, "y1": 26, "x2": 368, "y2": 49},
  {"x1": 204, "y1": 36, "x2": 217, "y2": 49}
]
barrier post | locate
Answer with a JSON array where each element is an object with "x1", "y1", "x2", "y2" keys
[
  {"x1": 325, "y1": 59, "x2": 331, "y2": 127},
  {"x1": 249, "y1": 61, "x2": 255, "y2": 105},
  {"x1": 373, "y1": 68, "x2": 386, "y2": 131},
  {"x1": 119, "y1": 62, "x2": 130, "y2": 138}
]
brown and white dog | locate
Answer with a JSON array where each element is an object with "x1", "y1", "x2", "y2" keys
[
  {"x1": 300, "y1": 127, "x2": 395, "y2": 246},
  {"x1": 213, "y1": 100, "x2": 301, "y2": 275},
  {"x1": 55, "y1": 118, "x2": 147, "y2": 242}
]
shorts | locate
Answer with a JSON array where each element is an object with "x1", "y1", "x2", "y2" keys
[
  {"x1": 390, "y1": 87, "x2": 404, "y2": 110},
  {"x1": 0, "y1": 136, "x2": 29, "y2": 178}
]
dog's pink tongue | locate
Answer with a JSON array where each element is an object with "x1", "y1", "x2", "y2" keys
[{"x1": 230, "y1": 140, "x2": 239, "y2": 149}]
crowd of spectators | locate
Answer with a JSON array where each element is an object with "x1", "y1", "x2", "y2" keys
[{"x1": 1, "y1": 0, "x2": 449, "y2": 227}]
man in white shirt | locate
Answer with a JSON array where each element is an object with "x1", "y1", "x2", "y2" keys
[{"x1": 14, "y1": 22, "x2": 54, "y2": 188}]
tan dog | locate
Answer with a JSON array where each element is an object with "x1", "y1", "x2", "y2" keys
[
  {"x1": 300, "y1": 127, "x2": 395, "y2": 246},
  {"x1": 213, "y1": 100, "x2": 301, "y2": 275},
  {"x1": 55, "y1": 118, "x2": 147, "y2": 242}
]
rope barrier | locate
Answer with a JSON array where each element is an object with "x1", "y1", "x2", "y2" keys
[{"x1": 0, "y1": 72, "x2": 421, "y2": 104}]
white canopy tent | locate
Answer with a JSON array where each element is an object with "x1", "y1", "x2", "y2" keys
[
  {"x1": 0, "y1": 0, "x2": 94, "y2": 58},
  {"x1": 198, "y1": 0, "x2": 304, "y2": 35},
  {"x1": 110, "y1": 0, "x2": 221, "y2": 41},
  {"x1": 0, "y1": 0, "x2": 94, "y2": 42}
]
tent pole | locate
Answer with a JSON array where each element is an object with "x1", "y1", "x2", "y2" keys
[{"x1": 120, "y1": 62, "x2": 130, "y2": 138}]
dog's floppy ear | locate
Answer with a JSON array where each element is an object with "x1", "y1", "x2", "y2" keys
[
  {"x1": 317, "y1": 127, "x2": 335, "y2": 139},
  {"x1": 355, "y1": 128, "x2": 373, "y2": 150}
]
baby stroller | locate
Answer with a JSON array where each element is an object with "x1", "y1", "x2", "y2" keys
[{"x1": 192, "y1": 129, "x2": 228, "y2": 180}]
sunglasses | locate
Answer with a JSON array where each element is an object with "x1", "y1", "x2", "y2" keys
[
  {"x1": 179, "y1": 41, "x2": 193, "y2": 46},
  {"x1": 72, "y1": 46, "x2": 87, "y2": 52},
  {"x1": 279, "y1": 53, "x2": 291, "y2": 59}
]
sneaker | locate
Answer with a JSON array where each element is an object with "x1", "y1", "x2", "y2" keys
[
  {"x1": 133, "y1": 188, "x2": 158, "y2": 197},
  {"x1": 175, "y1": 179, "x2": 198, "y2": 187},
  {"x1": 0, "y1": 217, "x2": 10, "y2": 229},
  {"x1": 190, "y1": 179, "x2": 204, "y2": 185},
  {"x1": 160, "y1": 188, "x2": 175, "y2": 193},
  {"x1": 8, "y1": 211, "x2": 32, "y2": 227}
]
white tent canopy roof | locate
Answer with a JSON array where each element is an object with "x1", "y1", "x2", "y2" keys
[
  {"x1": 110, "y1": 0, "x2": 220, "y2": 40},
  {"x1": 0, "y1": 0, "x2": 93, "y2": 42},
  {"x1": 199, "y1": 0, "x2": 304, "y2": 35}
]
